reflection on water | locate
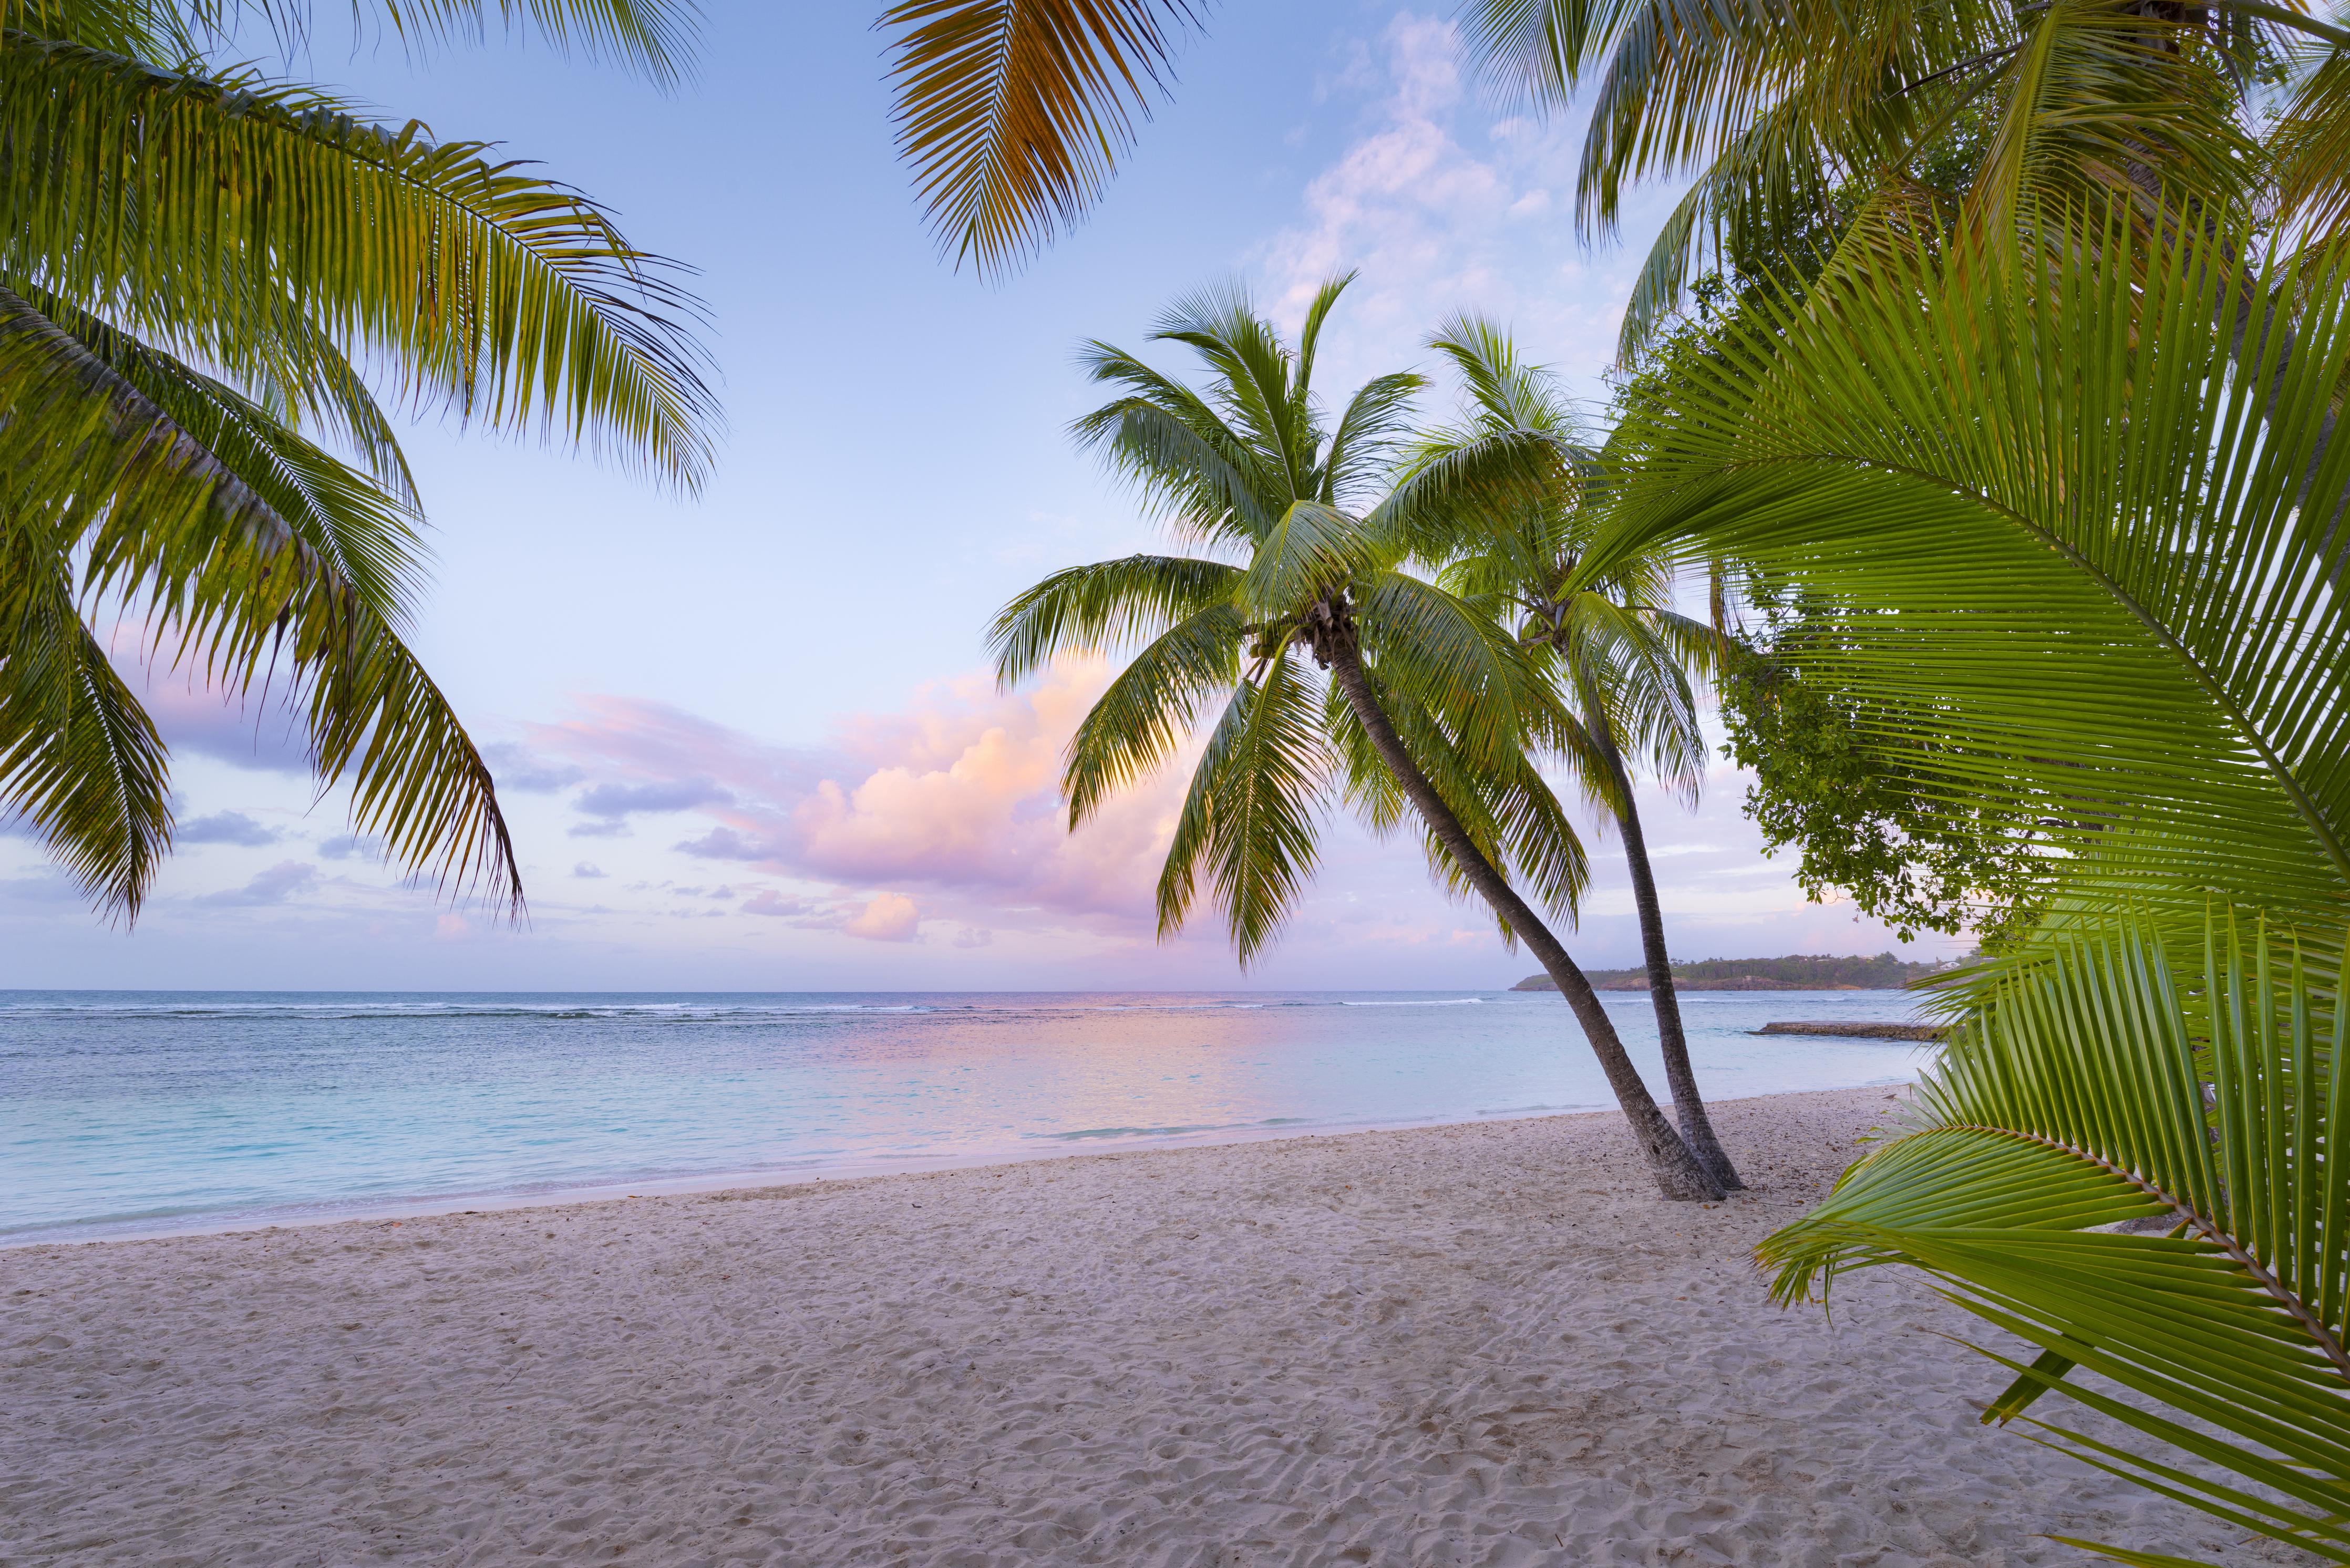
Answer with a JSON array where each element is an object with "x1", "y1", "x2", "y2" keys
[{"x1": 0, "y1": 988, "x2": 1931, "y2": 1243}]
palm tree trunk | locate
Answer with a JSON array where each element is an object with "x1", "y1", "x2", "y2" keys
[
  {"x1": 1323, "y1": 634, "x2": 1725, "y2": 1201},
  {"x1": 1587, "y1": 707, "x2": 1744, "y2": 1190}
]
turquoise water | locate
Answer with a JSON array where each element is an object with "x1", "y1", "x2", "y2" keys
[{"x1": 0, "y1": 988, "x2": 1932, "y2": 1244}]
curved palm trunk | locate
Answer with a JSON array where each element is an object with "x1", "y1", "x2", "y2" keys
[
  {"x1": 1587, "y1": 708, "x2": 1744, "y2": 1190},
  {"x1": 1323, "y1": 633, "x2": 1724, "y2": 1201}
]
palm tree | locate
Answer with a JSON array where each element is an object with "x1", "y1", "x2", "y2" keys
[
  {"x1": 2, "y1": 0, "x2": 717, "y2": 920},
  {"x1": 989, "y1": 274, "x2": 1727, "y2": 1200},
  {"x1": 1584, "y1": 196, "x2": 2350, "y2": 1558},
  {"x1": 1417, "y1": 315, "x2": 1741, "y2": 1191}
]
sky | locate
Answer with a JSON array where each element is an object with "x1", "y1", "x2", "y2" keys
[{"x1": 0, "y1": 3, "x2": 1973, "y2": 991}]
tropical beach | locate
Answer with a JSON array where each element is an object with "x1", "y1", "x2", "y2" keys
[
  {"x1": 6, "y1": 0, "x2": 2350, "y2": 1564},
  {"x1": 4, "y1": 1089, "x2": 2302, "y2": 1566}
]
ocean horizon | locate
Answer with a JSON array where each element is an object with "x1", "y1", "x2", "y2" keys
[{"x1": 2, "y1": 986, "x2": 1934, "y2": 1245}]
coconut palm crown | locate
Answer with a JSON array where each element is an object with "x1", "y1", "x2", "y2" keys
[{"x1": 990, "y1": 274, "x2": 1728, "y2": 1199}]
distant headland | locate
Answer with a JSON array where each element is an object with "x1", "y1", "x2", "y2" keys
[{"x1": 1511, "y1": 953, "x2": 1961, "y2": 993}]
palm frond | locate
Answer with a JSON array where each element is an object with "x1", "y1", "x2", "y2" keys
[
  {"x1": 880, "y1": 0, "x2": 1202, "y2": 276},
  {"x1": 0, "y1": 513, "x2": 171, "y2": 918},
  {"x1": 987, "y1": 552, "x2": 1239, "y2": 686},
  {"x1": 1592, "y1": 197, "x2": 2350, "y2": 926},
  {"x1": 0, "y1": 282, "x2": 521, "y2": 916},
  {"x1": 1758, "y1": 910, "x2": 2350, "y2": 1562},
  {"x1": 0, "y1": 42, "x2": 716, "y2": 486},
  {"x1": 1056, "y1": 600, "x2": 1242, "y2": 824},
  {"x1": 1155, "y1": 650, "x2": 1329, "y2": 963}
]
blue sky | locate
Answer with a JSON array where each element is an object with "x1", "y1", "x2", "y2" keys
[{"x1": 0, "y1": 4, "x2": 1968, "y2": 991}]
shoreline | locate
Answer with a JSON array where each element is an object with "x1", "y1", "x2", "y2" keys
[
  {"x1": 1, "y1": 1080, "x2": 1921, "y2": 1252},
  {"x1": 4, "y1": 1084, "x2": 2292, "y2": 1565}
]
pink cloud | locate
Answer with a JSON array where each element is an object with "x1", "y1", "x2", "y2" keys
[
  {"x1": 844, "y1": 892, "x2": 921, "y2": 943},
  {"x1": 522, "y1": 661, "x2": 1192, "y2": 940}
]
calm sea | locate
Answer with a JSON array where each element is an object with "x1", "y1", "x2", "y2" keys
[{"x1": 0, "y1": 988, "x2": 1932, "y2": 1245}]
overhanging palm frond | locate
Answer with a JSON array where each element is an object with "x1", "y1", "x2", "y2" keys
[
  {"x1": 1589, "y1": 197, "x2": 2350, "y2": 928},
  {"x1": 0, "y1": 282, "x2": 521, "y2": 917},
  {"x1": 356, "y1": 0, "x2": 700, "y2": 84},
  {"x1": 878, "y1": 0, "x2": 1202, "y2": 277},
  {"x1": 0, "y1": 515, "x2": 171, "y2": 919},
  {"x1": 51, "y1": 0, "x2": 704, "y2": 82},
  {"x1": 0, "y1": 42, "x2": 716, "y2": 487},
  {"x1": 1758, "y1": 909, "x2": 2350, "y2": 1563}
]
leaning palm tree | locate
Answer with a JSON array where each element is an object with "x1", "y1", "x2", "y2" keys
[
  {"x1": 1582, "y1": 194, "x2": 2350, "y2": 1557},
  {"x1": 2, "y1": 0, "x2": 717, "y2": 920},
  {"x1": 1415, "y1": 315, "x2": 1742, "y2": 1191},
  {"x1": 990, "y1": 274, "x2": 1726, "y2": 1199}
]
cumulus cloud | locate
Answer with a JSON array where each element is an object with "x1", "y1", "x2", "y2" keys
[
  {"x1": 845, "y1": 892, "x2": 921, "y2": 943},
  {"x1": 197, "y1": 860, "x2": 317, "y2": 906},
  {"x1": 176, "y1": 811, "x2": 281, "y2": 847},
  {"x1": 524, "y1": 661, "x2": 1186, "y2": 941}
]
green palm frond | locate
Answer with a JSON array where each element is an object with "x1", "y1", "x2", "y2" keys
[
  {"x1": 1325, "y1": 370, "x2": 1429, "y2": 506},
  {"x1": 879, "y1": 0, "x2": 1202, "y2": 277},
  {"x1": 1150, "y1": 279, "x2": 1326, "y2": 495},
  {"x1": 987, "y1": 552, "x2": 1240, "y2": 686},
  {"x1": 0, "y1": 282, "x2": 520, "y2": 916},
  {"x1": 16, "y1": 0, "x2": 703, "y2": 80},
  {"x1": 2270, "y1": 9, "x2": 2350, "y2": 240},
  {"x1": 1156, "y1": 650, "x2": 1328, "y2": 962},
  {"x1": 1071, "y1": 348, "x2": 1278, "y2": 543},
  {"x1": 1353, "y1": 570, "x2": 1538, "y2": 774},
  {"x1": 1054, "y1": 600, "x2": 1243, "y2": 825},
  {"x1": 1329, "y1": 674, "x2": 1588, "y2": 931},
  {"x1": 1963, "y1": 0, "x2": 2250, "y2": 232},
  {"x1": 1459, "y1": 0, "x2": 1634, "y2": 112},
  {"x1": 1592, "y1": 198, "x2": 2350, "y2": 927},
  {"x1": 353, "y1": 0, "x2": 699, "y2": 82},
  {"x1": 1241, "y1": 501, "x2": 1376, "y2": 621},
  {"x1": 0, "y1": 514, "x2": 171, "y2": 919},
  {"x1": 1608, "y1": 97, "x2": 1837, "y2": 362},
  {"x1": 1758, "y1": 909, "x2": 2350, "y2": 1562},
  {"x1": 0, "y1": 42, "x2": 715, "y2": 487}
]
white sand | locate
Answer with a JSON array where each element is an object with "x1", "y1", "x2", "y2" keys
[{"x1": 2, "y1": 1087, "x2": 2302, "y2": 1566}]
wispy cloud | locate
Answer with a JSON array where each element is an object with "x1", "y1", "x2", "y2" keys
[
  {"x1": 197, "y1": 860, "x2": 318, "y2": 907},
  {"x1": 574, "y1": 777, "x2": 733, "y2": 820},
  {"x1": 1253, "y1": 12, "x2": 1669, "y2": 400},
  {"x1": 177, "y1": 811, "x2": 281, "y2": 847}
]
